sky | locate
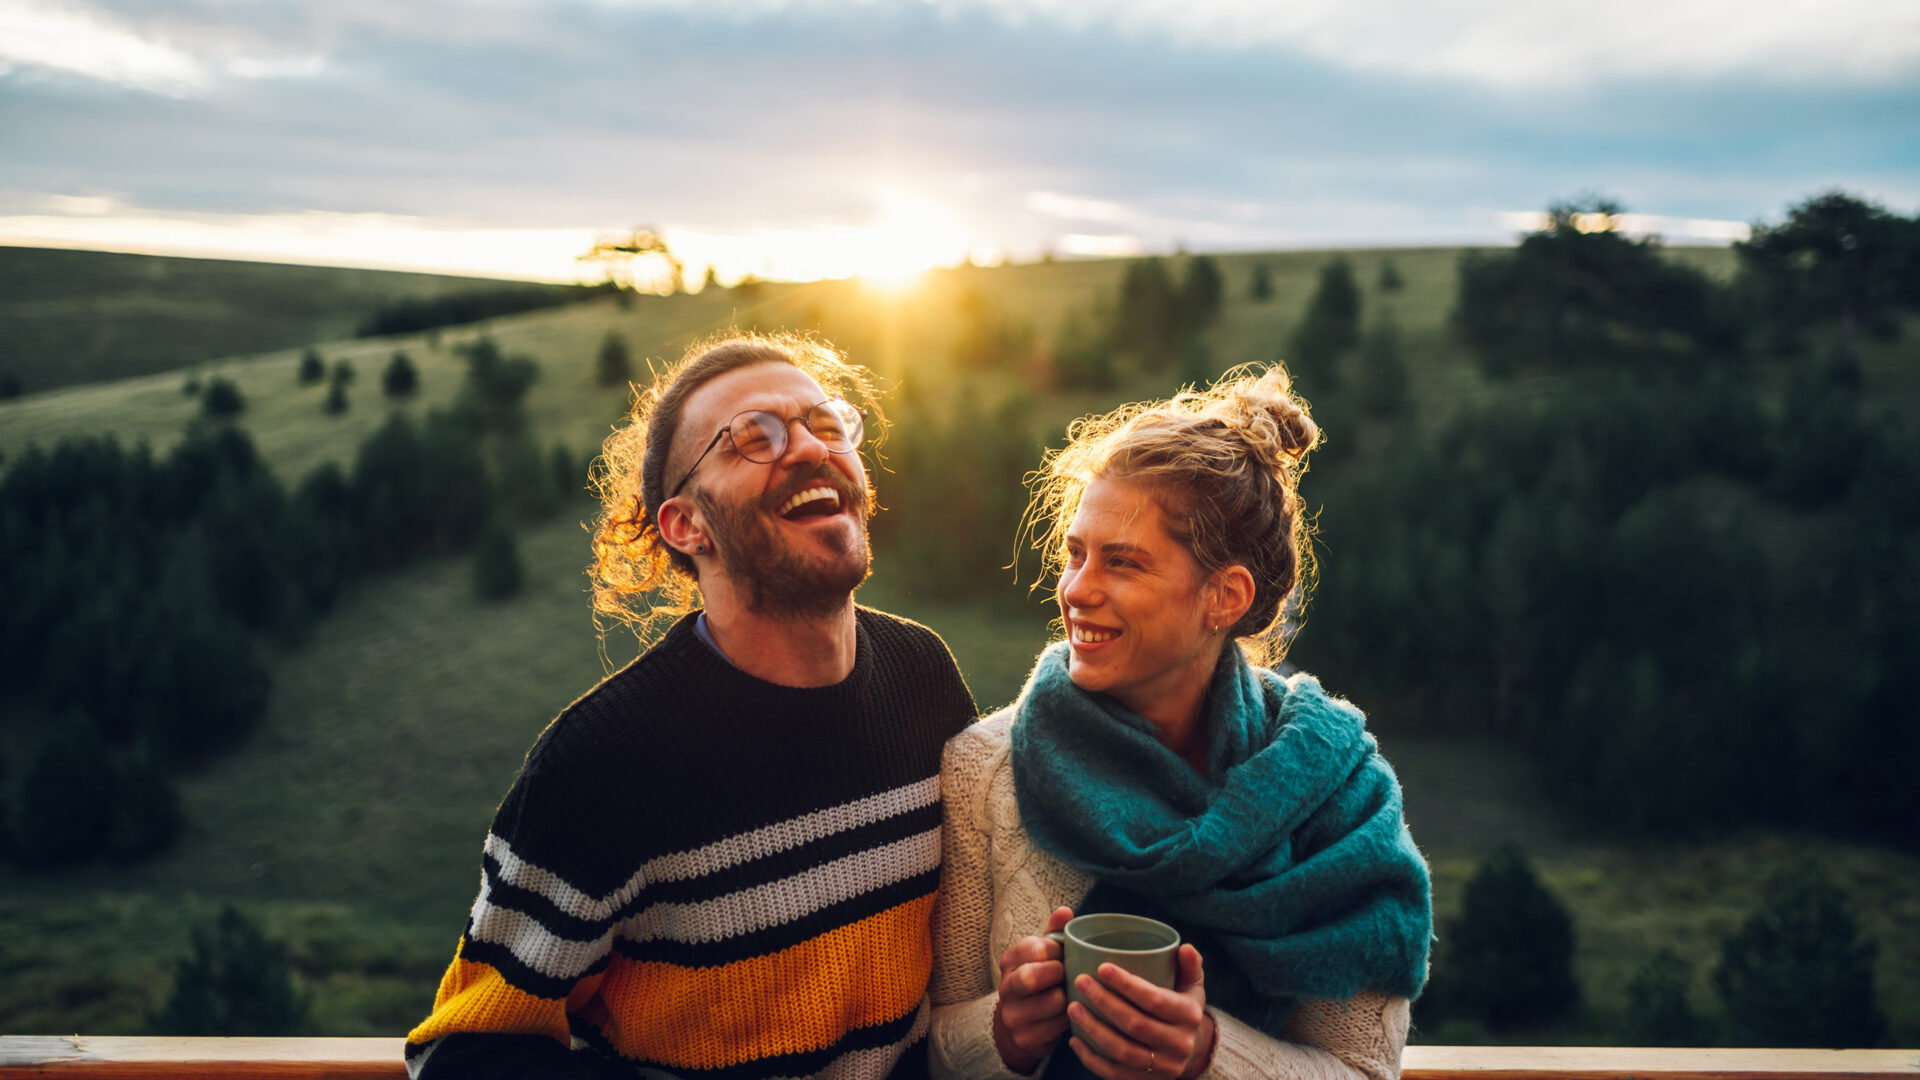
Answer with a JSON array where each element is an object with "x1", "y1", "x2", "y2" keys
[{"x1": 2, "y1": 0, "x2": 1916, "y2": 283}]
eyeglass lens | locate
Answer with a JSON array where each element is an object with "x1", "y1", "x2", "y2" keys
[{"x1": 729, "y1": 401, "x2": 862, "y2": 462}]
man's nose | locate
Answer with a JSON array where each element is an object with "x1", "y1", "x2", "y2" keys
[{"x1": 780, "y1": 417, "x2": 831, "y2": 467}]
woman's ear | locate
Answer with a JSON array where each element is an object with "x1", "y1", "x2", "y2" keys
[
  {"x1": 1208, "y1": 564, "x2": 1256, "y2": 632},
  {"x1": 656, "y1": 496, "x2": 708, "y2": 559}
]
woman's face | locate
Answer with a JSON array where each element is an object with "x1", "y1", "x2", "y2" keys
[{"x1": 1057, "y1": 477, "x2": 1221, "y2": 726}]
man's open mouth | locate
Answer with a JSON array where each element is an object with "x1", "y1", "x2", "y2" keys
[{"x1": 777, "y1": 485, "x2": 843, "y2": 522}]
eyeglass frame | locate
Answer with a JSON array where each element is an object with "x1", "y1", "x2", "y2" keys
[{"x1": 668, "y1": 398, "x2": 866, "y2": 499}]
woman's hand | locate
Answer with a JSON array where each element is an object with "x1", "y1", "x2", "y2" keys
[
  {"x1": 1066, "y1": 943, "x2": 1216, "y2": 1080},
  {"x1": 992, "y1": 906, "x2": 1075, "y2": 1073}
]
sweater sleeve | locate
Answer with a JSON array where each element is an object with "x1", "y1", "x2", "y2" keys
[
  {"x1": 1198, "y1": 992, "x2": 1410, "y2": 1080},
  {"x1": 405, "y1": 744, "x2": 623, "y2": 1080},
  {"x1": 929, "y1": 725, "x2": 1042, "y2": 1080}
]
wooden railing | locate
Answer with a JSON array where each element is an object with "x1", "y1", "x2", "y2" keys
[{"x1": 0, "y1": 1039, "x2": 1915, "y2": 1079}]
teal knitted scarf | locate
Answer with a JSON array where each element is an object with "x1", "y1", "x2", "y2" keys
[{"x1": 1011, "y1": 642, "x2": 1431, "y2": 1044}]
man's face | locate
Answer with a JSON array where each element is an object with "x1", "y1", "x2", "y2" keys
[{"x1": 670, "y1": 362, "x2": 873, "y2": 617}]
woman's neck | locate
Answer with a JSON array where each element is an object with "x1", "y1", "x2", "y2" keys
[{"x1": 1131, "y1": 676, "x2": 1213, "y2": 777}]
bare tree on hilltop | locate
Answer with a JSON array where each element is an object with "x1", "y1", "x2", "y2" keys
[{"x1": 579, "y1": 227, "x2": 684, "y2": 295}]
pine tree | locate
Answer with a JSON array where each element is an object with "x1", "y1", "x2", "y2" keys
[
  {"x1": 1714, "y1": 863, "x2": 1888, "y2": 1048},
  {"x1": 201, "y1": 378, "x2": 245, "y2": 418},
  {"x1": 596, "y1": 331, "x2": 632, "y2": 387},
  {"x1": 1180, "y1": 255, "x2": 1225, "y2": 333},
  {"x1": 1443, "y1": 844, "x2": 1580, "y2": 1030},
  {"x1": 1357, "y1": 309, "x2": 1410, "y2": 417},
  {"x1": 1378, "y1": 257, "x2": 1405, "y2": 292},
  {"x1": 472, "y1": 521, "x2": 523, "y2": 600},
  {"x1": 1289, "y1": 258, "x2": 1362, "y2": 392},
  {"x1": 151, "y1": 905, "x2": 310, "y2": 1035},
  {"x1": 297, "y1": 348, "x2": 325, "y2": 385},
  {"x1": 1249, "y1": 263, "x2": 1274, "y2": 301},
  {"x1": 382, "y1": 351, "x2": 419, "y2": 399}
]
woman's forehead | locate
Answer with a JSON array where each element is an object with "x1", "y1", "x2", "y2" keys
[{"x1": 1069, "y1": 477, "x2": 1173, "y2": 541}]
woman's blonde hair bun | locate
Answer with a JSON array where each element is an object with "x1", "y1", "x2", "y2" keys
[{"x1": 1214, "y1": 366, "x2": 1321, "y2": 469}]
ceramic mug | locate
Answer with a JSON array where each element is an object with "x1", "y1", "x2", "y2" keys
[{"x1": 1046, "y1": 913, "x2": 1180, "y2": 1058}]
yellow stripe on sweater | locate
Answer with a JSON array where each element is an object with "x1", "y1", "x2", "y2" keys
[
  {"x1": 596, "y1": 892, "x2": 936, "y2": 1070},
  {"x1": 406, "y1": 954, "x2": 607, "y2": 1048}
]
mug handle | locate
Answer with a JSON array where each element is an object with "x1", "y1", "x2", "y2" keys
[{"x1": 1045, "y1": 931, "x2": 1068, "y2": 952}]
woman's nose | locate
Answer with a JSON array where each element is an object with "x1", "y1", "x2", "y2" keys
[{"x1": 1059, "y1": 565, "x2": 1098, "y2": 609}]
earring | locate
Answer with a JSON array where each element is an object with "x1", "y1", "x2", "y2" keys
[{"x1": 695, "y1": 543, "x2": 708, "y2": 554}]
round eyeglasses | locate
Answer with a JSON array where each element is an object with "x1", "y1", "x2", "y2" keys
[{"x1": 670, "y1": 398, "x2": 865, "y2": 498}]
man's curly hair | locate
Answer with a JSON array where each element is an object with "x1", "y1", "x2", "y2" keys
[{"x1": 588, "y1": 331, "x2": 882, "y2": 643}]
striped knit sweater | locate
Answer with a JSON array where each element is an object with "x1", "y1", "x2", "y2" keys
[{"x1": 406, "y1": 607, "x2": 978, "y2": 1080}]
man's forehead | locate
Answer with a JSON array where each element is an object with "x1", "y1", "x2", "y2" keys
[{"x1": 682, "y1": 362, "x2": 827, "y2": 427}]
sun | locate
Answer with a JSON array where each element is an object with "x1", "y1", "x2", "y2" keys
[{"x1": 848, "y1": 192, "x2": 971, "y2": 290}]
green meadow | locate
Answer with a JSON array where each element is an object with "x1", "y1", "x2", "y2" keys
[
  {"x1": 1, "y1": 247, "x2": 1916, "y2": 1046},
  {"x1": 0, "y1": 246, "x2": 565, "y2": 397}
]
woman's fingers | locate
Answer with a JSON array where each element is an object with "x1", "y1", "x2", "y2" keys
[
  {"x1": 999, "y1": 957, "x2": 1064, "y2": 999},
  {"x1": 997, "y1": 936, "x2": 1063, "y2": 985},
  {"x1": 1077, "y1": 969, "x2": 1201, "y2": 1038},
  {"x1": 1088, "y1": 957, "x2": 1206, "y2": 1026},
  {"x1": 1067, "y1": 1035, "x2": 1135, "y2": 1080},
  {"x1": 1174, "y1": 944, "x2": 1205, "y2": 993}
]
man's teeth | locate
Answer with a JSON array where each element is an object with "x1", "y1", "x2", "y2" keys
[
  {"x1": 1074, "y1": 626, "x2": 1118, "y2": 643},
  {"x1": 780, "y1": 486, "x2": 841, "y2": 516}
]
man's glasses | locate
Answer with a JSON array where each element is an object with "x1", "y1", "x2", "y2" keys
[{"x1": 670, "y1": 399, "x2": 866, "y2": 498}]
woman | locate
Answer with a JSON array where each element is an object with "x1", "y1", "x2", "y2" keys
[{"x1": 928, "y1": 366, "x2": 1430, "y2": 1080}]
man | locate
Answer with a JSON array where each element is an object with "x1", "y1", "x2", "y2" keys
[{"x1": 407, "y1": 334, "x2": 978, "y2": 1080}]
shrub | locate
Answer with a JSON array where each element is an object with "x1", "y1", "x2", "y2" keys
[
  {"x1": 1442, "y1": 844, "x2": 1580, "y2": 1031},
  {"x1": 151, "y1": 905, "x2": 311, "y2": 1035},
  {"x1": 1624, "y1": 947, "x2": 1705, "y2": 1046},
  {"x1": 297, "y1": 348, "x2": 325, "y2": 385},
  {"x1": 1714, "y1": 863, "x2": 1888, "y2": 1048},
  {"x1": 323, "y1": 380, "x2": 348, "y2": 416},
  {"x1": 11, "y1": 724, "x2": 117, "y2": 867},
  {"x1": 1379, "y1": 257, "x2": 1405, "y2": 292},
  {"x1": 382, "y1": 351, "x2": 419, "y2": 398},
  {"x1": 201, "y1": 378, "x2": 244, "y2": 418}
]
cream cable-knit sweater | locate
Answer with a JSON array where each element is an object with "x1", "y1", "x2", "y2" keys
[{"x1": 928, "y1": 711, "x2": 1411, "y2": 1080}]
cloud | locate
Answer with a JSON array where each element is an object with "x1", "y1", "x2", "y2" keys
[
  {"x1": 1, "y1": 0, "x2": 1912, "y2": 276},
  {"x1": 588, "y1": 0, "x2": 1920, "y2": 87},
  {"x1": 0, "y1": 0, "x2": 329, "y2": 95},
  {"x1": 0, "y1": 2, "x2": 208, "y2": 94}
]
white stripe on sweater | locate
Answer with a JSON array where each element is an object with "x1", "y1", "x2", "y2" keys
[
  {"x1": 466, "y1": 827, "x2": 939, "y2": 982},
  {"x1": 479, "y1": 774, "x2": 941, "y2": 922}
]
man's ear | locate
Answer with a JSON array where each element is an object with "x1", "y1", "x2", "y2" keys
[
  {"x1": 1207, "y1": 564, "x2": 1256, "y2": 631},
  {"x1": 656, "y1": 496, "x2": 707, "y2": 559}
]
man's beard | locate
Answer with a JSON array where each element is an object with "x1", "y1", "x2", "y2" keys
[{"x1": 693, "y1": 464, "x2": 873, "y2": 619}]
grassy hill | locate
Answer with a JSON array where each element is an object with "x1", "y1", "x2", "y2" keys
[
  {"x1": 0, "y1": 246, "x2": 585, "y2": 396},
  {"x1": 4, "y1": 245, "x2": 1917, "y2": 1046}
]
